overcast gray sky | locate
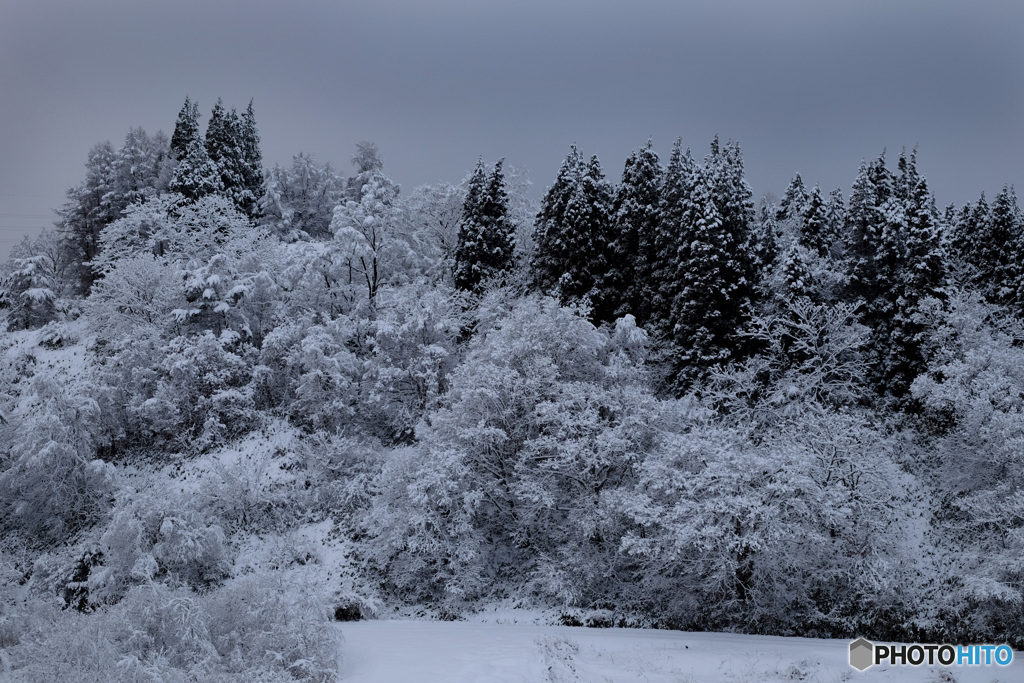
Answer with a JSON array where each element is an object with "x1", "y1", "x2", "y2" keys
[{"x1": 1, "y1": 0, "x2": 1022, "y2": 257}]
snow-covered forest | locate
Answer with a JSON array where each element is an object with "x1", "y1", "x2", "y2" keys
[{"x1": 1, "y1": 97, "x2": 1022, "y2": 681}]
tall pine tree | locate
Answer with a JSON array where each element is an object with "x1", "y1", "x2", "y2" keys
[
  {"x1": 604, "y1": 140, "x2": 663, "y2": 323},
  {"x1": 559, "y1": 156, "x2": 615, "y2": 320},
  {"x1": 169, "y1": 136, "x2": 224, "y2": 201},
  {"x1": 57, "y1": 141, "x2": 118, "y2": 278},
  {"x1": 649, "y1": 139, "x2": 697, "y2": 335},
  {"x1": 204, "y1": 99, "x2": 254, "y2": 215},
  {"x1": 170, "y1": 96, "x2": 200, "y2": 160},
  {"x1": 800, "y1": 185, "x2": 829, "y2": 257},
  {"x1": 238, "y1": 100, "x2": 264, "y2": 216},
  {"x1": 958, "y1": 186, "x2": 1024, "y2": 308},
  {"x1": 844, "y1": 152, "x2": 895, "y2": 306},
  {"x1": 843, "y1": 150, "x2": 945, "y2": 400},
  {"x1": 454, "y1": 159, "x2": 517, "y2": 295},
  {"x1": 777, "y1": 172, "x2": 809, "y2": 221},
  {"x1": 530, "y1": 146, "x2": 584, "y2": 294},
  {"x1": 667, "y1": 165, "x2": 745, "y2": 389}
]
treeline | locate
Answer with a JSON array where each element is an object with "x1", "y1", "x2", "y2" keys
[{"x1": 0, "y1": 96, "x2": 1022, "y2": 681}]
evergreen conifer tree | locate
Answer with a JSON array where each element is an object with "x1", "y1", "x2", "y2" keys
[
  {"x1": 170, "y1": 96, "x2": 200, "y2": 160},
  {"x1": 169, "y1": 137, "x2": 224, "y2": 201},
  {"x1": 800, "y1": 185, "x2": 830, "y2": 257},
  {"x1": 0, "y1": 255, "x2": 59, "y2": 330},
  {"x1": 825, "y1": 188, "x2": 846, "y2": 250},
  {"x1": 557, "y1": 156, "x2": 615, "y2": 319},
  {"x1": 950, "y1": 192, "x2": 989, "y2": 267},
  {"x1": 750, "y1": 202, "x2": 780, "y2": 281},
  {"x1": 781, "y1": 245, "x2": 817, "y2": 302},
  {"x1": 668, "y1": 166, "x2": 744, "y2": 389},
  {"x1": 648, "y1": 140, "x2": 697, "y2": 334},
  {"x1": 454, "y1": 159, "x2": 517, "y2": 295},
  {"x1": 57, "y1": 141, "x2": 119, "y2": 275},
  {"x1": 777, "y1": 172, "x2": 809, "y2": 221},
  {"x1": 844, "y1": 150, "x2": 945, "y2": 400},
  {"x1": 844, "y1": 152, "x2": 894, "y2": 305},
  {"x1": 962, "y1": 187, "x2": 1024, "y2": 309},
  {"x1": 705, "y1": 138, "x2": 759, "y2": 351},
  {"x1": 238, "y1": 100, "x2": 264, "y2": 216},
  {"x1": 605, "y1": 140, "x2": 663, "y2": 323},
  {"x1": 111, "y1": 127, "x2": 167, "y2": 208},
  {"x1": 530, "y1": 146, "x2": 585, "y2": 294},
  {"x1": 205, "y1": 99, "x2": 250, "y2": 213}
]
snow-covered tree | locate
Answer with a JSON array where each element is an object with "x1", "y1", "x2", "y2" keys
[
  {"x1": 0, "y1": 375, "x2": 117, "y2": 543},
  {"x1": 170, "y1": 96, "x2": 201, "y2": 160},
  {"x1": 57, "y1": 141, "x2": 119, "y2": 286},
  {"x1": 330, "y1": 170, "x2": 425, "y2": 309},
  {"x1": 663, "y1": 142, "x2": 757, "y2": 391},
  {"x1": 605, "y1": 140, "x2": 663, "y2": 323},
  {"x1": 0, "y1": 255, "x2": 59, "y2": 331},
  {"x1": 110, "y1": 127, "x2": 169, "y2": 207},
  {"x1": 454, "y1": 159, "x2": 517, "y2": 295},
  {"x1": 843, "y1": 150, "x2": 945, "y2": 399},
  {"x1": 259, "y1": 153, "x2": 345, "y2": 239},
  {"x1": 646, "y1": 139, "x2": 696, "y2": 335},
  {"x1": 404, "y1": 182, "x2": 465, "y2": 284},
  {"x1": 530, "y1": 146, "x2": 584, "y2": 294},
  {"x1": 169, "y1": 137, "x2": 224, "y2": 202},
  {"x1": 238, "y1": 100, "x2": 264, "y2": 216},
  {"x1": 204, "y1": 99, "x2": 261, "y2": 216},
  {"x1": 366, "y1": 297, "x2": 657, "y2": 605},
  {"x1": 912, "y1": 290, "x2": 1024, "y2": 644},
  {"x1": 776, "y1": 172, "x2": 809, "y2": 222},
  {"x1": 799, "y1": 185, "x2": 829, "y2": 257},
  {"x1": 84, "y1": 253, "x2": 180, "y2": 340},
  {"x1": 94, "y1": 193, "x2": 255, "y2": 271}
]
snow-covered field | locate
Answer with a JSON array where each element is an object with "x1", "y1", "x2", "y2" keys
[{"x1": 338, "y1": 620, "x2": 1022, "y2": 683}]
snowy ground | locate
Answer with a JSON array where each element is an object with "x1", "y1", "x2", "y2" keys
[{"x1": 338, "y1": 620, "x2": 1022, "y2": 683}]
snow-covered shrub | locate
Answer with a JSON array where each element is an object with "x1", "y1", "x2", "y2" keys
[
  {"x1": 87, "y1": 490, "x2": 230, "y2": 605},
  {"x1": 116, "y1": 582, "x2": 220, "y2": 671},
  {"x1": 147, "y1": 333, "x2": 258, "y2": 450},
  {"x1": 151, "y1": 513, "x2": 230, "y2": 588},
  {"x1": 0, "y1": 255, "x2": 59, "y2": 331},
  {"x1": 0, "y1": 544, "x2": 57, "y2": 654},
  {"x1": 196, "y1": 440, "x2": 308, "y2": 534},
  {"x1": 0, "y1": 375, "x2": 117, "y2": 543},
  {"x1": 6, "y1": 572, "x2": 340, "y2": 682},
  {"x1": 204, "y1": 570, "x2": 341, "y2": 681}
]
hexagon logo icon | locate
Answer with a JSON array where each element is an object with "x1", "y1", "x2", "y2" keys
[{"x1": 849, "y1": 637, "x2": 874, "y2": 671}]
